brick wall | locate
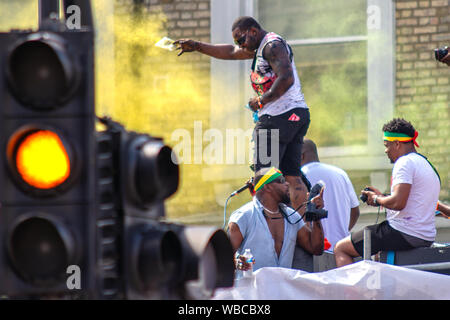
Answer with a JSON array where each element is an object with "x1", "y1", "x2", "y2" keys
[
  {"x1": 145, "y1": 0, "x2": 210, "y2": 43},
  {"x1": 395, "y1": 0, "x2": 450, "y2": 200}
]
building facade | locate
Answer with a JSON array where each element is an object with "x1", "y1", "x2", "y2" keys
[{"x1": 140, "y1": 0, "x2": 449, "y2": 220}]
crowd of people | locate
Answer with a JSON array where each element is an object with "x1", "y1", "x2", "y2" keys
[{"x1": 175, "y1": 16, "x2": 449, "y2": 273}]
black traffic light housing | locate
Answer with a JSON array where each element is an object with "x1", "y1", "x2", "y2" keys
[
  {"x1": 97, "y1": 117, "x2": 183, "y2": 299},
  {"x1": 0, "y1": 1, "x2": 96, "y2": 298},
  {"x1": 0, "y1": 0, "x2": 235, "y2": 299},
  {"x1": 170, "y1": 225, "x2": 235, "y2": 299},
  {"x1": 98, "y1": 117, "x2": 234, "y2": 300}
]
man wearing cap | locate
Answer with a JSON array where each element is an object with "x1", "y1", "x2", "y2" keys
[
  {"x1": 228, "y1": 167, "x2": 324, "y2": 272},
  {"x1": 334, "y1": 118, "x2": 441, "y2": 267}
]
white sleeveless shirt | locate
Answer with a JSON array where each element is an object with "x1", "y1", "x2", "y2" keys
[{"x1": 250, "y1": 32, "x2": 308, "y2": 116}]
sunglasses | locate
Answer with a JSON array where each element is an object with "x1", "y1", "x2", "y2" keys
[{"x1": 234, "y1": 31, "x2": 248, "y2": 46}]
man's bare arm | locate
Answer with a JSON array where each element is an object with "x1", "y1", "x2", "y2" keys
[
  {"x1": 228, "y1": 222, "x2": 244, "y2": 251},
  {"x1": 174, "y1": 39, "x2": 254, "y2": 60},
  {"x1": 297, "y1": 221, "x2": 324, "y2": 256},
  {"x1": 260, "y1": 40, "x2": 294, "y2": 104},
  {"x1": 363, "y1": 183, "x2": 411, "y2": 210},
  {"x1": 296, "y1": 189, "x2": 325, "y2": 255}
]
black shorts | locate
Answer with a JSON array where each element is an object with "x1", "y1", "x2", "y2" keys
[
  {"x1": 351, "y1": 220, "x2": 433, "y2": 256},
  {"x1": 253, "y1": 108, "x2": 310, "y2": 176}
]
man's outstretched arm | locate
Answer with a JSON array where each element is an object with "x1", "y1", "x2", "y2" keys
[{"x1": 174, "y1": 39, "x2": 254, "y2": 60}]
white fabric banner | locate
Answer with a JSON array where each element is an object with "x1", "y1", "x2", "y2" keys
[{"x1": 213, "y1": 261, "x2": 450, "y2": 300}]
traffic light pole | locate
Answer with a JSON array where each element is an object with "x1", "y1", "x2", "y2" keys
[{"x1": 38, "y1": 0, "x2": 60, "y2": 28}]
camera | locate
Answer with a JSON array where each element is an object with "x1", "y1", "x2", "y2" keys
[
  {"x1": 434, "y1": 46, "x2": 448, "y2": 61},
  {"x1": 305, "y1": 182, "x2": 328, "y2": 222},
  {"x1": 360, "y1": 187, "x2": 373, "y2": 203},
  {"x1": 305, "y1": 203, "x2": 328, "y2": 222}
]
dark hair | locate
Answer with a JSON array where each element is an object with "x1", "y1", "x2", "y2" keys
[
  {"x1": 231, "y1": 16, "x2": 261, "y2": 32},
  {"x1": 382, "y1": 118, "x2": 416, "y2": 138}
]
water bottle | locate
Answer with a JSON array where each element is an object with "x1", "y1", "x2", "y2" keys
[
  {"x1": 244, "y1": 104, "x2": 259, "y2": 123},
  {"x1": 242, "y1": 248, "x2": 255, "y2": 278},
  {"x1": 234, "y1": 251, "x2": 243, "y2": 281}
]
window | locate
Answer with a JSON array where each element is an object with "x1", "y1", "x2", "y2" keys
[{"x1": 259, "y1": 0, "x2": 368, "y2": 148}]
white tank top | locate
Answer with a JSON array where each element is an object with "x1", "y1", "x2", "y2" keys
[{"x1": 250, "y1": 32, "x2": 308, "y2": 116}]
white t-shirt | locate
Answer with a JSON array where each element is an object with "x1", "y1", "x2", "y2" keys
[
  {"x1": 387, "y1": 152, "x2": 440, "y2": 241},
  {"x1": 301, "y1": 162, "x2": 360, "y2": 251},
  {"x1": 229, "y1": 197, "x2": 305, "y2": 271}
]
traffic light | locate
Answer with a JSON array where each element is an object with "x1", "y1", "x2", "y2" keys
[
  {"x1": 0, "y1": 1, "x2": 96, "y2": 297},
  {"x1": 98, "y1": 117, "x2": 235, "y2": 300},
  {"x1": 170, "y1": 225, "x2": 236, "y2": 299},
  {"x1": 0, "y1": 0, "x2": 235, "y2": 299}
]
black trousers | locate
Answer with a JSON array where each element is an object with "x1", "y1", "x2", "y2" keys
[{"x1": 253, "y1": 107, "x2": 310, "y2": 176}]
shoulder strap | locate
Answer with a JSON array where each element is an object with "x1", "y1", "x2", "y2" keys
[{"x1": 417, "y1": 153, "x2": 441, "y2": 185}]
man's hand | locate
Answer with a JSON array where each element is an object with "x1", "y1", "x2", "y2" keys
[
  {"x1": 235, "y1": 254, "x2": 252, "y2": 271},
  {"x1": 247, "y1": 96, "x2": 260, "y2": 112},
  {"x1": 174, "y1": 39, "x2": 199, "y2": 56},
  {"x1": 310, "y1": 186, "x2": 325, "y2": 209},
  {"x1": 361, "y1": 186, "x2": 382, "y2": 207}
]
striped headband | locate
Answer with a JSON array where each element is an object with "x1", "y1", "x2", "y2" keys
[
  {"x1": 383, "y1": 130, "x2": 420, "y2": 148},
  {"x1": 254, "y1": 167, "x2": 283, "y2": 192}
]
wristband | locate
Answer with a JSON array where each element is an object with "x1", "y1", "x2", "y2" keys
[
  {"x1": 257, "y1": 96, "x2": 264, "y2": 109},
  {"x1": 373, "y1": 195, "x2": 381, "y2": 207}
]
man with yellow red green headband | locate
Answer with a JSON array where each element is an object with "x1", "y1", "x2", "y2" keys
[
  {"x1": 228, "y1": 167, "x2": 325, "y2": 272},
  {"x1": 334, "y1": 118, "x2": 441, "y2": 267}
]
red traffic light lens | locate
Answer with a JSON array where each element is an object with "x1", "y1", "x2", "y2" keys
[
  {"x1": 15, "y1": 130, "x2": 71, "y2": 190},
  {"x1": 7, "y1": 126, "x2": 74, "y2": 193}
]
